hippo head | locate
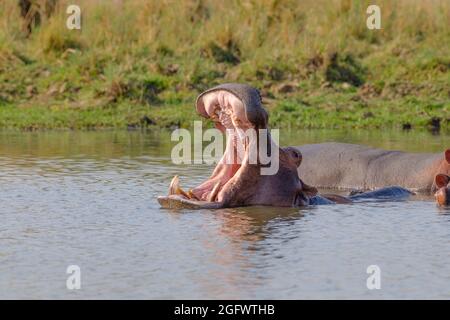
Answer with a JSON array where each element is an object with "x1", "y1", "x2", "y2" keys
[
  {"x1": 157, "y1": 83, "x2": 318, "y2": 209},
  {"x1": 434, "y1": 174, "x2": 450, "y2": 206}
]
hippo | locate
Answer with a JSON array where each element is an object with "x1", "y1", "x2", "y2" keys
[
  {"x1": 157, "y1": 83, "x2": 412, "y2": 209},
  {"x1": 434, "y1": 174, "x2": 450, "y2": 206},
  {"x1": 297, "y1": 143, "x2": 450, "y2": 193},
  {"x1": 158, "y1": 83, "x2": 317, "y2": 209}
]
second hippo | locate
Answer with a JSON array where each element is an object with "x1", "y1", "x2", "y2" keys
[{"x1": 298, "y1": 142, "x2": 450, "y2": 193}]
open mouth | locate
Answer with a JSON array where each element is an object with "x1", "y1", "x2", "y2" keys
[{"x1": 158, "y1": 84, "x2": 269, "y2": 207}]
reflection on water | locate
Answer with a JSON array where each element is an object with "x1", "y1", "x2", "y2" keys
[{"x1": 0, "y1": 129, "x2": 449, "y2": 299}]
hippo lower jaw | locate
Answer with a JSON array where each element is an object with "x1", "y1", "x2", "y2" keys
[
  {"x1": 157, "y1": 194, "x2": 224, "y2": 209},
  {"x1": 157, "y1": 164, "x2": 243, "y2": 209}
]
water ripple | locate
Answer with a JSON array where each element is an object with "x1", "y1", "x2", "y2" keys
[{"x1": 1, "y1": 130, "x2": 450, "y2": 299}]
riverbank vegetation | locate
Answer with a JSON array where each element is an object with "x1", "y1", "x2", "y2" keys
[{"x1": 0, "y1": 0, "x2": 449, "y2": 131}]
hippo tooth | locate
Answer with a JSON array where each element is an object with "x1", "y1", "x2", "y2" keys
[
  {"x1": 168, "y1": 175, "x2": 179, "y2": 195},
  {"x1": 207, "y1": 181, "x2": 221, "y2": 202},
  {"x1": 168, "y1": 175, "x2": 190, "y2": 198}
]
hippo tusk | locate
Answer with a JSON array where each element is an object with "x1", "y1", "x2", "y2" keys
[
  {"x1": 160, "y1": 176, "x2": 225, "y2": 209},
  {"x1": 169, "y1": 175, "x2": 191, "y2": 199}
]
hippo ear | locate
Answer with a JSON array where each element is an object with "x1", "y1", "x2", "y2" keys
[
  {"x1": 445, "y1": 149, "x2": 450, "y2": 164},
  {"x1": 435, "y1": 174, "x2": 450, "y2": 188},
  {"x1": 285, "y1": 147, "x2": 302, "y2": 166},
  {"x1": 291, "y1": 148, "x2": 302, "y2": 165},
  {"x1": 301, "y1": 180, "x2": 318, "y2": 196}
]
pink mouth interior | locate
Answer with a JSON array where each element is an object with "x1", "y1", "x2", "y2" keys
[{"x1": 192, "y1": 90, "x2": 254, "y2": 201}]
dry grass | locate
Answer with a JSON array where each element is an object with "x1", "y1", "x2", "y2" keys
[
  {"x1": 0, "y1": 0, "x2": 448, "y2": 129},
  {"x1": 2, "y1": 0, "x2": 448, "y2": 64}
]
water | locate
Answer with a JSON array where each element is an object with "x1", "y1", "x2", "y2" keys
[{"x1": 0, "y1": 129, "x2": 449, "y2": 299}]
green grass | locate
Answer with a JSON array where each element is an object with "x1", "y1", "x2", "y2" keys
[
  {"x1": 0, "y1": 102, "x2": 200, "y2": 130},
  {"x1": 0, "y1": 0, "x2": 449, "y2": 130}
]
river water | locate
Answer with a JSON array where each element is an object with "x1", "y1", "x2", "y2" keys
[{"x1": 0, "y1": 129, "x2": 449, "y2": 299}]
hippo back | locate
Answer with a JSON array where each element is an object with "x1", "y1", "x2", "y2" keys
[{"x1": 297, "y1": 142, "x2": 441, "y2": 192}]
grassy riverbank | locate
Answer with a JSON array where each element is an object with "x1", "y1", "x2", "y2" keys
[{"x1": 0, "y1": 0, "x2": 449, "y2": 130}]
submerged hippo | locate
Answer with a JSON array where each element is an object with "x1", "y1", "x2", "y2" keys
[
  {"x1": 298, "y1": 143, "x2": 450, "y2": 193},
  {"x1": 434, "y1": 174, "x2": 450, "y2": 206},
  {"x1": 157, "y1": 83, "x2": 411, "y2": 209}
]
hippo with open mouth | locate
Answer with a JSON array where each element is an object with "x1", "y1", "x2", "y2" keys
[
  {"x1": 157, "y1": 83, "x2": 411, "y2": 209},
  {"x1": 158, "y1": 83, "x2": 319, "y2": 209}
]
